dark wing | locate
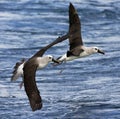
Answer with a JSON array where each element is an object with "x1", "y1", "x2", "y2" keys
[
  {"x1": 23, "y1": 58, "x2": 42, "y2": 111},
  {"x1": 69, "y1": 3, "x2": 83, "y2": 50},
  {"x1": 33, "y1": 33, "x2": 69, "y2": 57},
  {"x1": 23, "y1": 34, "x2": 68, "y2": 111}
]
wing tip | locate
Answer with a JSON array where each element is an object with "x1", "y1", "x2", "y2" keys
[
  {"x1": 32, "y1": 102, "x2": 42, "y2": 111},
  {"x1": 69, "y1": 2, "x2": 80, "y2": 26},
  {"x1": 28, "y1": 91, "x2": 43, "y2": 111},
  {"x1": 69, "y1": 2, "x2": 75, "y2": 12}
]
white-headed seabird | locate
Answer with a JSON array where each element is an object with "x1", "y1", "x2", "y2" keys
[
  {"x1": 11, "y1": 34, "x2": 68, "y2": 111},
  {"x1": 57, "y1": 3, "x2": 104, "y2": 63}
]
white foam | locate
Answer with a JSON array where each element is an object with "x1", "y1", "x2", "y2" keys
[
  {"x1": 0, "y1": 84, "x2": 9, "y2": 97},
  {"x1": 0, "y1": 12, "x2": 23, "y2": 20}
]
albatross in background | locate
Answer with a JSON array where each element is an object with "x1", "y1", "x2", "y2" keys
[
  {"x1": 57, "y1": 3, "x2": 104, "y2": 63},
  {"x1": 11, "y1": 34, "x2": 68, "y2": 111}
]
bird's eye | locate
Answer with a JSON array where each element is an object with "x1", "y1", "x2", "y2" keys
[
  {"x1": 49, "y1": 57, "x2": 52, "y2": 59},
  {"x1": 95, "y1": 48, "x2": 98, "y2": 50}
]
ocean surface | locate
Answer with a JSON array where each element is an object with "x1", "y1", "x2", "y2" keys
[{"x1": 0, "y1": 0, "x2": 120, "y2": 119}]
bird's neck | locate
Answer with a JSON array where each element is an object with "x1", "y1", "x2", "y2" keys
[
  {"x1": 37, "y1": 57, "x2": 49, "y2": 69},
  {"x1": 84, "y1": 46, "x2": 94, "y2": 55},
  {"x1": 80, "y1": 46, "x2": 93, "y2": 56}
]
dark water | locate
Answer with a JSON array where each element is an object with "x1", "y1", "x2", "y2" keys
[{"x1": 0, "y1": 0, "x2": 120, "y2": 118}]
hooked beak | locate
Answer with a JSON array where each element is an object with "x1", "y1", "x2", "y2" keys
[
  {"x1": 52, "y1": 58, "x2": 60, "y2": 64},
  {"x1": 98, "y1": 49, "x2": 105, "y2": 55}
]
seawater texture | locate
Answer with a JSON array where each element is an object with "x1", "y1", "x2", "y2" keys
[{"x1": 0, "y1": 0, "x2": 120, "y2": 119}]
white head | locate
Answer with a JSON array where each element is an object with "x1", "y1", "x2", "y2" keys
[
  {"x1": 45, "y1": 55, "x2": 53, "y2": 62},
  {"x1": 45, "y1": 55, "x2": 59, "y2": 63},
  {"x1": 91, "y1": 47, "x2": 105, "y2": 54}
]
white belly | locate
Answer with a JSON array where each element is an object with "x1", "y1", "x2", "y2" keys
[{"x1": 59, "y1": 51, "x2": 90, "y2": 62}]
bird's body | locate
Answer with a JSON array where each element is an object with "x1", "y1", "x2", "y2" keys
[
  {"x1": 58, "y1": 46, "x2": 99, "y2": 62},
  {"x1": 11, "y1": 56, "x2": 60, "y2": 83},
  {"x1": 11, "y1": 34, "x2": 68, "y2": 82},
  {"x1": 57, "y1": 3, "x2": 104, "y2": 64},
  {"x1": 23, "y1": 55, "x2": 55, "y2": 71},
  {"x1": 11, "y1": 34, "x2": 69, "y2": 111},
  {"x1": 23, "y1": 55, "x2": 57, "y2": 111}
]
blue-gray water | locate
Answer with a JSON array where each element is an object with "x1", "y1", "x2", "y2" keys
[{"x1": 0, "y1": 0, "x2": 120, "y2": 119}]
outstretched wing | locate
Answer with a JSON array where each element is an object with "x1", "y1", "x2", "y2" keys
[
  {"x1": 33, "y1": 33, "x2": 69, "y2": 57},
  {"x1": 23, "y1": 34, "x2": 68, "y2": 111},
  {"x1": 69, "y1": 3, "x2": 83, "y2": 50},
  {"x1": 23, "y1": 58, "x2": 42, "y2": 111}
]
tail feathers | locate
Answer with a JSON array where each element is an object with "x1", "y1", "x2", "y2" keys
[{"x1": 11, "y1": 58, "x2": 26, "y2": 81}]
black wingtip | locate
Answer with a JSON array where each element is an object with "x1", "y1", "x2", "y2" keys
[
  {"x1": 69, "y1": 2, "x2": 80, "y2": 27},
  {"x1": 69, "y1": 2, "x2": 73, "y2": 6},
  {"x1": 32, "y1": 102, "x2": 42, "y2": 111},
  {"x1": 29, "y1": 92, "x2": 43, "y2": 111},
  {"x1": 69, "y1": 2, "x2": 72, "y2": 6},
  {"x1": 69, "y1": 2, "x2": 75, "y2": 11}
]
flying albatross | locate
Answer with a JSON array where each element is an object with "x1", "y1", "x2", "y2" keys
[
  {"x1": 11, "y1": 34, "x2": 68, "y2": 111},
  {"x1": 57, "y1": 3, "x2": 104, "y2": 63}
]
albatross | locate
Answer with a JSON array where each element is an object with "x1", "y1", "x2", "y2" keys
[
  {"x1": 11, "y1": 34, "x2": 68, "y2": 111},
  {"x1": 57, "y1": 3, "x2": 104, "y2": 63}
]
